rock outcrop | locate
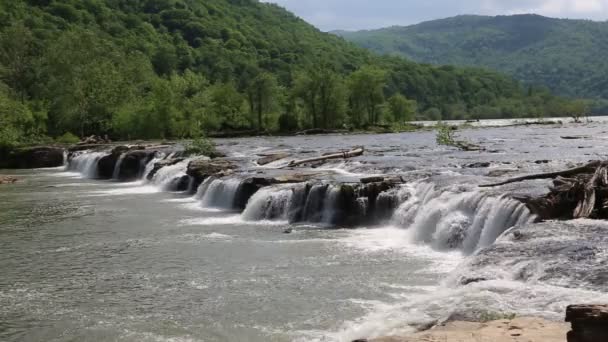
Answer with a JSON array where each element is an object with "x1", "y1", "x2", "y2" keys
[
  {"x1": 186, "y1": 158, "x2": 236, "y2": 185},
  {"x1": 114, "y1": 150, "x2": 156, "y2": 181},
  {"x1": 566, "y1": 304, "x2": 608, "y2": 342},
  {"x1": 0, "y1": 146, "x2": 65, "y2": 169}
]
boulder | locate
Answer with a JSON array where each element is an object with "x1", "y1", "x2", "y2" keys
[
  {"x1": 566, "y1": 304, "x2": 608, "y2": 342},
  {"x1": 186, "y1": 158, "x2": 236, "y2": 185},
  {"x1": 97, "y1": 153, "x2": 120, "y2": 179},
  {"x1": 115, "y1": 150, "x2": 156, "y2": 181},
  {"x1": 0, "y1": 146, "x2": 65, "y2": 169}
]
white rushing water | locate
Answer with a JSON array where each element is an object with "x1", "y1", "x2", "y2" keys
[
  {"x1": 112, "y1": 153, "x2": 126, "y2": 179},
  {"x1": 149, "y1": 159, "x2": 191, "y2": 190},
  {"x1": 198, "y1": 178, "x2": 243, "y2": 209},
  {"x1": 391, "y1": 182, "x2": 534, "y2": 254},
  {"x1": 67, "y1": 152, "x2": 108, "y2": 178}
]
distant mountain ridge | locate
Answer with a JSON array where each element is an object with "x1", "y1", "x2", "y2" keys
[{"x1": 334, "y1": 14, "x2": 608, "y2": 99}]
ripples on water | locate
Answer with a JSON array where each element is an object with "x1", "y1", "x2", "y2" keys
[{"x1": 3, "y1": 124, "x2": 608, "y2": 341}]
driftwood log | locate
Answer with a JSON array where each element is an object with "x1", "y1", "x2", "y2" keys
[
  {"x1": 481, "y1": 161, "x2": 608, "y2": 220},
  {"x1": 284, "y1": 147, "x2": 364, "y2": 168},
  {"x1": 479, "y1": 161, "x2": 601, "y2": 188}
]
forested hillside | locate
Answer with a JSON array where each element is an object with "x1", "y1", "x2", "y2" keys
[
  {"x1": 335, "y1": 14, "x2": 608, "y2": 101},
  {"x1": 0, "y1": 1, "x2": 573, "y2": 147}
]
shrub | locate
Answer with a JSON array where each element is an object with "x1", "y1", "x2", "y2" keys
[
  {"x1": 184, "y1": 136, "x2": 218, "y2": 157},
  {"x1": 56, "y1": 132, "x2": 80, "y2": 144}
]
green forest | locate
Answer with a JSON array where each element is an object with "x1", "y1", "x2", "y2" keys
[
  {"x1": 336, "y1": 14, "x2": 608, "y2": 103},
  {"x1": 0, "y1": 1, "x2": 578, "y2": 148}
]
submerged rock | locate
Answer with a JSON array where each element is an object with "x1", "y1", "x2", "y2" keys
[{"x1": 0, "y1": 175, "x2": 18, "y2": 184}]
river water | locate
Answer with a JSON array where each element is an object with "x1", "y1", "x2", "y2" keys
[{"x1": 2, "y1": 122, "x2": 608, "y2": 341}]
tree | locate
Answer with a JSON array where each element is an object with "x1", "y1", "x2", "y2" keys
[
  {"x1": 247, "y1": 72, "x2": 280, "y2": 131},
  {"x1": 348, "y1": 66, "x2": 387, "y2": 126},
  {"x1": 568, "y1": 100, "x2": 588, "y2": 123},
  {"x1": 293, "y1": 67, "x2": 347, "y2": 129},
  {"x1": 0, "y1": 23, "x2": 36, "y2": 102},
  {"x1": 388, "y1": 94, "x2": 417, "y2": 123}
]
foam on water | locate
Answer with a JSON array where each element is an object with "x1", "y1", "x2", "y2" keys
[
  {"x1": 391, "y1": 181, "x2": 534, "y2": 254},
  {"x1": 149, "y1": 159, "x2": 191, "y2": 190}
]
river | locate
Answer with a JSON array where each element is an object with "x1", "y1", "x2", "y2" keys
[{"x1": 2, "y1": 122, "x2": 608, "y2": 341}]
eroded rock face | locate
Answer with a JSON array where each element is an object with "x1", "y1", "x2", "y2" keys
[
  {"x1": 566, "y1": 305, "x2": 608, "y2": 342},
  {"x1": 0, "y1": 146, "x2": 65, "y2": 169},
  {"x1": 186, "y1": 158, "x2": 236, "y2": 185},
  {"x1": 115, "y1": 150, "x2": 156, "y2": 181}
]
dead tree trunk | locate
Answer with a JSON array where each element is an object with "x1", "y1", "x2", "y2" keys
[{"x1": 284, "y1": 147, "x2": 364, "y2": 168}]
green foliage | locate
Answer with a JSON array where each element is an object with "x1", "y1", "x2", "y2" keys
[
  {"x1": 435, "y1": 123, "x2": 457, "y2": 147},
  {"x1": 388, "y1": 94, "x2": 417, "y2": 123},
  {"x1": 0, "y1": 2, "x2": 577, "y2": 145},
  {"x1": 336, "y1": 14, "x2": 608, "y2": 100},
  {"x1": 184, "y1": 136, "x2": 217, "y2": 158},
  {"x1": 55, "y1": 132, "x2": 80, "y2": 144},
  {"x1": 479, "y1": 311, "x2": 517, "y2": 323}
]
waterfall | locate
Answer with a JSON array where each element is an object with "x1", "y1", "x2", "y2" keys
[
  {"x1": 149, "y1": 159, "x2": 191, "y2": 191},
  {"x1": 198, "y1": 178, "x2": 243, "y2": 209},
  {"x1": 242, "y1": 185, "x2": 295, "y2": 221},
  {"x1": 112, "y1": 153, "x2": 126, "y2": 179},
  {"x1": 240, "y1": 182, "x2": 401, "y2": 226},
  {"x1": 67, "y1": 152, "x2": 108, "y2": 178},
  {"x1": 391, "y1": 182, "x2": 535, "y2": 254},
  {"x1": 142, "y1": 155, "x2": 165, "y2": 180}
]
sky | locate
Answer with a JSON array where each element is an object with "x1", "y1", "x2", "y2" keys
[{"x1": 261, "y1": 0, "x2": 608, "y2": 31}]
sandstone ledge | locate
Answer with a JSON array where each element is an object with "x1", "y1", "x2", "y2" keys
[{"x1": 368, "y1": 317, "x2": 568, "y2": 342}]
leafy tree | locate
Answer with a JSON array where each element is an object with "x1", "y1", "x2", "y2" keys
[
  {"x1": 247, "y1": 72, "x2": 280, "y2": 131},
  {"x1": 348, "y1": 66, "x2": 387, "y2": 126},
  {"x1": 388, "y1": 94, "x2": 417, "y2": 122}
]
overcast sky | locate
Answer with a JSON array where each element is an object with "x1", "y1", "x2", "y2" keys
[{"x1": 261, "y1": 0, "x2": 608, "y2": 31}]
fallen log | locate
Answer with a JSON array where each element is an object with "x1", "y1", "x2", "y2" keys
[
  {"x1": 283, "y1": 147, "x2": 364, "y2": 168},
  {"x1": 479, "y1": 161, "x2": 601, "y2": 188}
]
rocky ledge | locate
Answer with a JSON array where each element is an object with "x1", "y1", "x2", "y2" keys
[
  {"x1": 362, "y1": 317, "x2": 568, "y2": 342},
  {"x1": 360, "y1": 304, "x2": 608, "y2": 342},
  {"x1": 0, "y1": 146, "x2": 65, "y2": 169}
]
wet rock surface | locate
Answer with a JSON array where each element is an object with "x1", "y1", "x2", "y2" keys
[
  {"x1": 566, "y1": 304, "x2": 608, "y2": 342},
  {"x1": 0, "y1": 146, "x2": 65, "y2": 169},
  {"x1": 186, "y1": 158, "x2": 236, "y2": 185}
]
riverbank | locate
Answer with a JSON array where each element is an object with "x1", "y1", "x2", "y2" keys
[{"x1": 369, "y1": 317, "x2": 568, "y2": 342}]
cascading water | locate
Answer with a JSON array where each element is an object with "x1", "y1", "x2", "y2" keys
[
  {"x1": 149, "y1": 159, "x2": 191, "y2": 191},
  {"x1": 142, "y1": 155, "x2": 165, "y2": 180},
  {"x1": 391, "y1": 182, "x2": 535, "y2": 254},
  {"x1": 240, "y1": 182, "x2": 397, "y2": 226},
  {"x1": 198, "y1": 178, "x2": 243, "y2": 209},
  {"x1": 241, "y1": 185, "x2": 295, "y2": 221},
  {"x1": 112, "y1": 153, "x2": 126, "y2": 179},
  {"x1": 67, "y1": 152, "x2": 108, "y2": 178}
]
